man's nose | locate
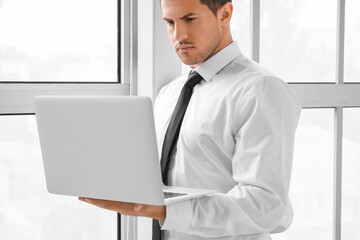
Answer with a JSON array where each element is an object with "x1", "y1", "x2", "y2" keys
[{"x1": 173, "y1": 23, "x2": 188, "y2": 42}]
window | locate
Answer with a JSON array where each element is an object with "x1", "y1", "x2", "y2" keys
[
  {"x1": 261, "y1": 0, "x2": 337, "y2": 83},
  {"x1": 274, "y1": 109, "x2": 335, "y2": 239},
  {"x1": 231, "y1": 0, "x2": 251, "y2": 58},
  {"x1": 0, "y1": 116, "x2": 116, "y2": 239},
  {"x1": 0, "y1": 0, "x2": 136, "y2": 238},
  {"x1": 134, "y1": 1, "x2": 360, "y2": 240},
  {"x1": 2, "y1": 0, "x2": 359, "y2": 239},
  {"x1": 251, "y1": 0, "x2": 359, "y2": 239},
  {"x1": 0, "y1": 0, "x2": 117, "y2": 82},
  {"x1": 342, "y1": 109, "x2": 360, "y2": 240},
  {"x1": 344, "y1": 0, "x2": 360, "y2": 82}
]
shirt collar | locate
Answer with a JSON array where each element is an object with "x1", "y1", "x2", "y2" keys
[{"x1": 193, "y1": 41, "x2": 241, "y2": 82}]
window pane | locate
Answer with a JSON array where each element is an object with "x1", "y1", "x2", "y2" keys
[
  {"x1": 260, "y1": 0, "x2": 337, "y2": 82},
  {"x1": 342, "y1": 108, "x2": 360, "y2": 240},
  {"x1": 0, "y1": 116, "x2": 116, "y2": 239},
  {"x1": 344, "y1": 0, "x2": 360, "y2": 82},
  {"x1": 0, "y1": 0, "x2": 117, "y2": 82},
  {"x1": 231, "y1": 0, "x2": 251, "y2": 58},
  {"x1": 272, "y1": 109, "x2": 334, "y2": 240}
]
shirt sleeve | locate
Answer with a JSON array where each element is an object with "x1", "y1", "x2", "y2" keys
[{"x1": 161, "y1": 76, "x2": 302, "y2": 237}]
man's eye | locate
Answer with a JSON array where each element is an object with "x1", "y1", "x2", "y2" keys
[
  {"x1": 186, "y1": 17, "x2": 196, "y2": 22},
  {"x1": 167, "y1": 20, "x2": 174, "y2": 25}
]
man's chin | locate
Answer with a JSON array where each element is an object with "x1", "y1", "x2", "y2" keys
[{"x1": 178, "y1": 56, "x2": 201, "y2": 67}]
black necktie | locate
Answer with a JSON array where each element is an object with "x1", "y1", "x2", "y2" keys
[{"x1": 152, "y1": 71, "x2": 203, "y2": 240}]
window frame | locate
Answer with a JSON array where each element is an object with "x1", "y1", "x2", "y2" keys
[
  {"x1": 0, "y1": 0, "x2": 137, "y2": 239},
  {"x1": 0, "y1": 0, "x2": 136, "y2": 115},
  {"x1": 133, "y1": 0, "x2": 359, "y2": 240},
  {"x1": 251, "y1": 1, "x2": 349, "y2": 240},
  {"x1": 1, "y1": 0, "x2": 358, "y2": 239}
]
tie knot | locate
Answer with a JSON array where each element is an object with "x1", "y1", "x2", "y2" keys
[{"x1": 185, "y1": 71, "x2": 203, "y2": 88}]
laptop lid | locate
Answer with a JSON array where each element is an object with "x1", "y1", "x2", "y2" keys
[{"x1": 35, "y1": 96, "x2": 165, "y2": 206}]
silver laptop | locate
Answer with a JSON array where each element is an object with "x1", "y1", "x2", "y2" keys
[{"x1": 34, "y1": 95, "x2": 216, "y2": 206}]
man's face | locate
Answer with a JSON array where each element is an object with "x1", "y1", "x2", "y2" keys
[{"x1": 161, "y1": 0, "x2": 222, "y2": 68}]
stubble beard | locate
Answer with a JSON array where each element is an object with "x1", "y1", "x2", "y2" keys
[{"x1": 177, "y1": 29, "x2": 222, "y2": 67}]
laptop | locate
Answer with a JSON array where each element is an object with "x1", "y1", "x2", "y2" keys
[{"x1": 34, "y1": 95, "x2": 216, "y2": 206}]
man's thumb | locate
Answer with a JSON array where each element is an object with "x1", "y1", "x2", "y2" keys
[{"x1": 134, "y1": 204, "x2": 143, "y2": 211}]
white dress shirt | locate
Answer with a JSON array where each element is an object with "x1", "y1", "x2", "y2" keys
[{"x1": 154, "y1": 42, "x2": 302, "y2": 240}]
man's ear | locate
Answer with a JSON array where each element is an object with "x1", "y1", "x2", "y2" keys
[{"x1": 218, "y1": 2, "x2": 233, "y2": 27}]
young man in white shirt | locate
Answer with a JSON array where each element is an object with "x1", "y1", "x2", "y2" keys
[{"x1": 79, "y1": 0, "x2": 301, "y2": 239}]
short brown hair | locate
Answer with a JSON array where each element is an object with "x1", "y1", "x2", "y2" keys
[
  {"x1": 200, "y1": 0, "x2": 232, "y2": 16},
  {"x1": 160, "y1": 0, "x2": 232, "y2": 16}
]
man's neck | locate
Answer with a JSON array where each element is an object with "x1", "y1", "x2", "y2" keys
[{"x1": 190, "y1": 41, "x2": 233, "y2": 69}]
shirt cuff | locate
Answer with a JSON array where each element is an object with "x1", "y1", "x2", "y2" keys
[{"x1": 160, "y1": 199, "x2": 193, "y2": 232}]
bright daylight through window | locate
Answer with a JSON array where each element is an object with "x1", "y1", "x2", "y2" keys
[
  {"x1": 232, "y1": 0, "x2": 360, "y2": 239},
  {"x1": 0, "y1": 0, "x2": 117, "y2": 82},
  {"x1": 1, "y1": 0, "x2": 360, "y2": 239},
  {"x1": 0, "y1": 0, "x2": 118, "y2": 239}
]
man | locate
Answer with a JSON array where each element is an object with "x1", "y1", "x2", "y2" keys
[{"x1": 79, "y1": 0, "x2": 302, "y2": 239}]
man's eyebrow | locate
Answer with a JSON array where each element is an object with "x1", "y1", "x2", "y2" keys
[
  {"x1": 163, "y1": 17, "x2": 172, "y2": 22},
  {"x1": 179, "y1": 13, "x2": 198, "y2": 19},
  {"x1": 163, "y1": 13, "x2": 198, "y2": 22}
]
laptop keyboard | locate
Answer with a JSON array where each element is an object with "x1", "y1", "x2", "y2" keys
[{"x1": 163, "y1": 191, "x2": 187, "y2": 199}]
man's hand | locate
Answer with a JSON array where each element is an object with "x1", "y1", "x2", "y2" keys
[{"x1": 78, "y1": 197, "x2": 166, "y2": 221}]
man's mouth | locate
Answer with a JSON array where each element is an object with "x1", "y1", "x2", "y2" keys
[{"x1": 177, "y1": 45, "x2": 194, "y2": 53}]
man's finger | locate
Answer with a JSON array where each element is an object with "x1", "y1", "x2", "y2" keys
[{"x1": 134, "y1": 204, "x2": 143, "y2": 211}]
